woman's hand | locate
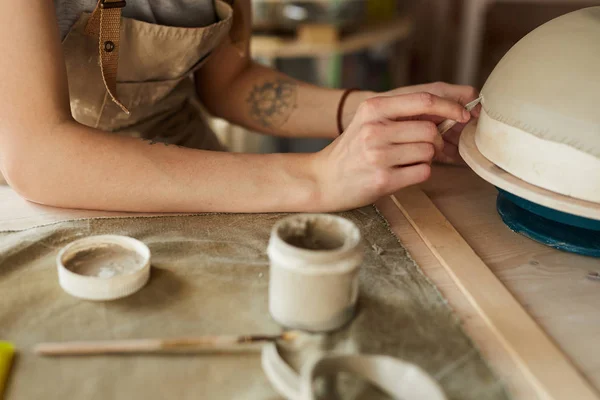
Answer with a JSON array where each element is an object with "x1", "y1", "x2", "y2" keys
[
  {"x1": 384, "y1": 82, "x2": 481, "y2": 164},
  {"x1": 311, "y1": 92, "x2": 472, "y2": 211},
  {"x1": 344, "y1": 82, "x2": 480, "y2": 165}
]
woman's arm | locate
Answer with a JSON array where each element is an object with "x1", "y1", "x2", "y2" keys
[
  {"x1": 197, "y1": 60, "x2": 367, "y2": 139},
  {"x1": 0, "y1": 2, "x2": 471, "y2": 213},
  {"x1": 196, "y1": 0, "x2": 368, "y2": 139},
  {"x1": 196, "y1": 1, "x2": 481, "y2": 153},
  {"x1": 0, "y1": 1, "x2": 318, "y2": 213}
]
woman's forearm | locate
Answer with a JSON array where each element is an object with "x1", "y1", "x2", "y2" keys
[
  {"x1": 199, "y1": 61, "x2": 373, "y2": 139},
  {"x1": 3, "y1": 120, "x2": 321, "y2": 213}
]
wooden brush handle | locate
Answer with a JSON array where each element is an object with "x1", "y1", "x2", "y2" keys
[
  {"x1": 437, "y1": 119, "x2": 457, "y2": 136},
  {"x1": 35, "y1": 335, "x2": 277, "y2": 356},
  {"x1": 437, "y1": 96, "x2": 482, "y2": 136}
]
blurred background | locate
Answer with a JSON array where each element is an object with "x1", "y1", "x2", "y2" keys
[{"x1": 212, "y1": 0, "x2": 600, "y2": 153}]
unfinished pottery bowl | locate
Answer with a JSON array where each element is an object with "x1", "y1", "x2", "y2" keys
[{"x1": 474, "y1": 7, "x2": 600, "y2": 204}]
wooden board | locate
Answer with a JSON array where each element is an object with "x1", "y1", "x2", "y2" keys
[
  {"x1": 251, "y1": 16, "x2": 413, "y2": 58},
  {"x1": 390, "y1": 188, "x2": 599, "y2": 400},
  {"x1": 376, "y1": 194, "x2": 541, "y2": 400},
  {"x1": 459, "y1": 122, "x2": 600, "y2": 220}
]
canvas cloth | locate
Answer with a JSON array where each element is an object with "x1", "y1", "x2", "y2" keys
[{"x1": 0, "y1": 207, "x2": 509, "y2": 400}]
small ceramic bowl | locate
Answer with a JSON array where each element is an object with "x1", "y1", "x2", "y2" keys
[{"x1": 57, "y1": 235, "x2": 151, "y2": 301}]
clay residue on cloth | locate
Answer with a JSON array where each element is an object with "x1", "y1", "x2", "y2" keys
[{"x1": 63, "y1": 244, "x2": 144, "y2": 278}]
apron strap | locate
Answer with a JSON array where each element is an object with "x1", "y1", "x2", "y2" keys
[{"x1": 84, "y1": 0, "x2": 130, "y2": 114}]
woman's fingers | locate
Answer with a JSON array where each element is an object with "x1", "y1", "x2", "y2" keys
[
  {"x1": 434, "y1": 82, "x2": 481, "y2": 115},
  {"x1": 443, "y1": 142, "x2": 460, "y2": 159},
  {"x1": 433, "y1": 139, "x2": 467, "y2": 165},
  {"x1": 438, "y1": 82, "x2": 479, "y2": 103},
  {"x1": 377, "y1": 121, "x2": 437, "y2": 144},
  {"x1": 379, "y1": 143, "x2": 436, "y2": 167},
  {"x1": 315, "y1": 83, "x2": 482, "y2": 211},
  {"x1": 368, "y1": 163, "x2": 432, "y2": 196},
  {"x1": 442, "y1": 125, "x2": 462, "y2": 146},
  {"x1": 357, "y1": 93, "x2": 471, "y2": 125},
  {"x1": 389, "y1": 163, "x2": 432, "y2": 189},
  {"x1": 429, "y1": 82, "x2": 481, "y2": 118},
  {"x1": 361, "y1": 121, "x2": 444, "y2": 156}
]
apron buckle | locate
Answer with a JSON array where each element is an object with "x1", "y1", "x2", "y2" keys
[{"x1": 100, "y1": 0, "x2": 126, "y2": 9}]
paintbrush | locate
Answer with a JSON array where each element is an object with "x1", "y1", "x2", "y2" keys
[
  {"x1": 437, "y1": 95, "x2": 482, "y2": 136},
  {"x1": 34, "y1": 331, "x2": 300, "y2": 356}
]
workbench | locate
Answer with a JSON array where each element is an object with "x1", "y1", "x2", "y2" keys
[{"x1": 1, "y1": 165, "x2": 598, "y2": 399}]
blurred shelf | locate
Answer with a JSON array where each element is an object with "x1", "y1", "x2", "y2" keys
[{"x1": 251, "y1": 16, "x2": 413, "y2": 59}]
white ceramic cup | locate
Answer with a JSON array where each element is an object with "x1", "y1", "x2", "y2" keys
[{"x1": 267, "y1": 214, "x2": 363, "y2": 332}]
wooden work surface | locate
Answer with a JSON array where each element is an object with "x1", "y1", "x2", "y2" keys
[
  {"x1": 1, "y1": 166, "x2": 599, "y2": 399},
  {"x1": 378, "y1": 166, "x2": 600, "y2": 399}
]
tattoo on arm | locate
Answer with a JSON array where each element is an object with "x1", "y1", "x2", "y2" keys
[{"x1": 246, "y1": 79, "x2": 298, "y2": 129}]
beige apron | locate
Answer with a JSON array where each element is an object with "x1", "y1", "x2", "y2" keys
[{"x1": 61, "y1": 0, "x2": 245, "y2": 150}]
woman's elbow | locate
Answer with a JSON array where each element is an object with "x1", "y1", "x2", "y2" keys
[
  {"x1": 1, "y1": 148, "x2": 58, "y2": 206},
  {"x1": 0, "y1": 110, "x2": 77, "y2": 205}
]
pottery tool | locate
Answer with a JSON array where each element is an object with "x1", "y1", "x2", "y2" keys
[
  {"x1": 437, "y1": 95, "x2": 482, "y2": 136},
  {"x1": 35, "y1": 331, "x2": 299, "y2": 356},
  {"x1": 0, "y1": 342, "x2": 15, "y2": 398}
]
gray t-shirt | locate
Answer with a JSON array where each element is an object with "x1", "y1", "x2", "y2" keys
[{"x1": 55, "y1": 0, "x2": 217, "y2": 40}]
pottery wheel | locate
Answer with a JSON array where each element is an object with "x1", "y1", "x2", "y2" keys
[
  {"x1": 460, "y1": 122, "x2": 600, "y2": 221},
  {"x1": 459, "y1": 122, "x2": 600, "y2": 257}
]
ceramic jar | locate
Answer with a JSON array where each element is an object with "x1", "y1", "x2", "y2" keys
[{"x1": 267, "y1": 214, "x2": 363, "y2": 332}]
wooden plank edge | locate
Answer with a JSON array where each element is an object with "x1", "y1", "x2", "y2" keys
[{"x1": 389, "y1": 188, "x2": 599, "y2": 400}]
